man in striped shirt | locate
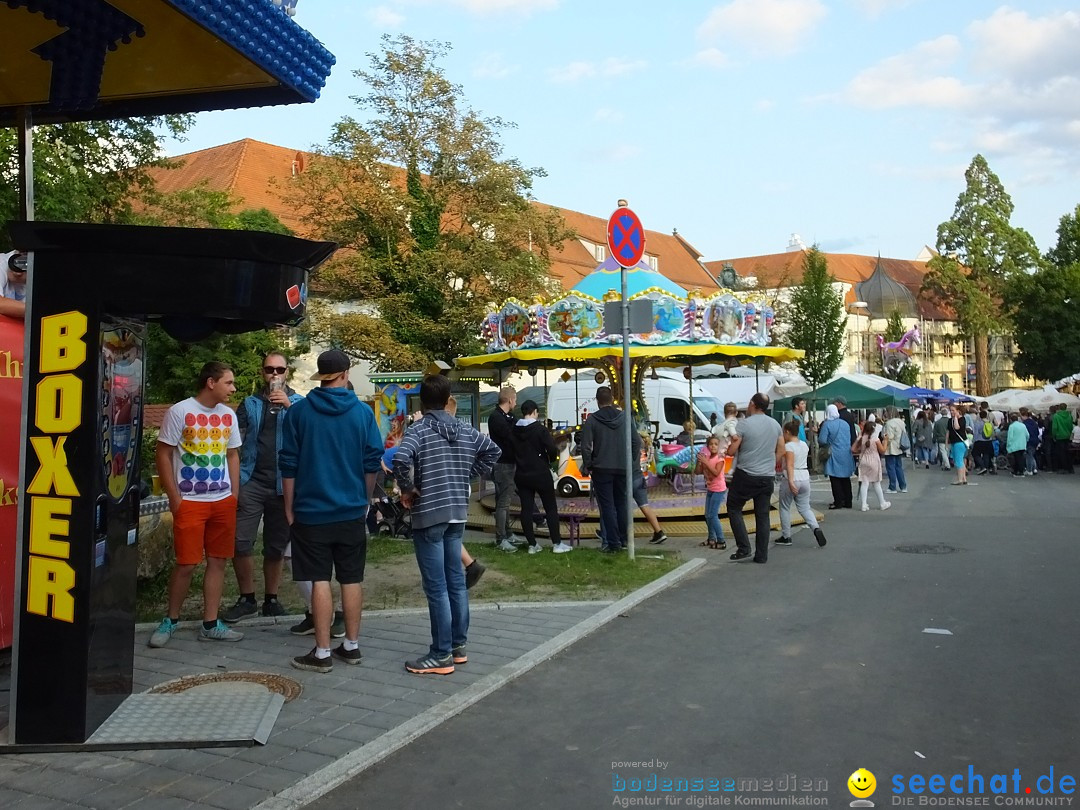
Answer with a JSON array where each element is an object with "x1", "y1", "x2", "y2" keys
[{"x1": 393, "y1": 375, "x2": 501, "y2": 675}]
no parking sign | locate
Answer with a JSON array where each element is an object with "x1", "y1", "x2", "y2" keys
[{"x1": 606, "y1": 207, "x2": 646, "y2": 268}]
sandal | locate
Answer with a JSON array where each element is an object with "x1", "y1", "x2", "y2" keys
[
  {"x1": 717, "y1": 541, "x2": 727, "y2": 550},
  {"x1": 700, "y1": 540, "x2": 723, "y2": 549}
]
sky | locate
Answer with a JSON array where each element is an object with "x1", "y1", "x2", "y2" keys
[{"x1": 165, "y1": 0, "x2": 1080, "y2": 263}]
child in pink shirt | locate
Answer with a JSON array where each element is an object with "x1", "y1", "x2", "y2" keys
[{"x1": 697, "y1": 435, "x2": 728, "y2": 549}]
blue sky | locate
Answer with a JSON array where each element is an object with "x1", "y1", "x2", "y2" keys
[{"x1": 167, "y1": 0, "x2": 1080, "y2": 262}]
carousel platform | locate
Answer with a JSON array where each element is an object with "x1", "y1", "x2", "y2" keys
[{"x1": 468, "y1": 477, "x2": 820, "y2": 543}]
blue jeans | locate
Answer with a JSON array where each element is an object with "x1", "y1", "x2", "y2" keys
[
  {"x1": 412, "y1": 522, "x2": 468, "y2": 658},
  {"x1": 704, "y1": 490, "x2": 727, "y2": 542},
  {"x1": 1026, "y1": 445, "x2": 1038, "y2": 473},
  {"x1": 591, "y1": 470, "x2": 628, "y2": 549},
  {"x1": 915, "y1": 446, "x2": 930, "y2": 464},
  {"x1": 885, "y1": 455, "x2": 907, "y2": 491}
]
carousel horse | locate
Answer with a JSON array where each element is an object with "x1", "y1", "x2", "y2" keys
[{"x1": 876, "y1": 325, "x2": 921, "y2": 375}]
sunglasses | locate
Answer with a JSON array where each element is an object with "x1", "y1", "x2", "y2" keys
[{"x1": 263, "y1": 366, "x2": 288, "y2": 375}]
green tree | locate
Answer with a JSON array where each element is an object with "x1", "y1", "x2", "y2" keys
[
  {"x1": 1045, "y1": 203, "x2": 1080, "y2": 269},
  {"x1": 785, "y1": 247, "x2": 846, "y2": 391},
  {"x1": 1005, "y1": 216, "x2": 1080, "y2": 380},
  {"x1": 920, "y1": 155, "x2": 1042, "y2": 396},
  {"x1": 879, "y1": 310, "x2": 921, "y2": 386},
  {"x1": 0, "y1": 116, "x2": 192, "y2": 249},
  {"x1": 285, "y1": 34, "x2": 573, "y2": 370}
]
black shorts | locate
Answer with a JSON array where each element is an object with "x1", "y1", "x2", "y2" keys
[{"x1": 289, "y1": 518, "x2": 367, "y2": 584}]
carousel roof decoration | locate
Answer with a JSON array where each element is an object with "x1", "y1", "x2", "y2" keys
[
  {"x1": 0, "y1": 0, "x2": 335, "y2": 126},
  {"x1": 461, "y1": 252, "x2": 802, "y2": 369}
]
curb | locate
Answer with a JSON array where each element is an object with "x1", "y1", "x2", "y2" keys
[{"x1": 251, "y1": 557, "x2": 708, "y2": 810}]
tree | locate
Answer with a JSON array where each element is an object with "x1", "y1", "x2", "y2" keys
[
  {"x1": 920, "y1": 155, "x2": 1042, "y2": 396},
  {"x1": 879, "y1": 310, "x2": 920, "y2": 386},
  {"x1": 1005, "y1": 213, "x2": 1080, "y2": 381},
  {"x1": 136, "y1": 182, "x2": 294, "y2": 234},
  {"x1": 785, "y1": 247, "x2": 846, "y2": 391},
  {"x1": 0, "y1": 116, "x2": 192, "y2": 249},
  {"x1": 1045, "y1": 204, "x2": 1080, "y2": 269},
  {"x1": 285, "y1": 34, "x2": 573, "y2": 370}
]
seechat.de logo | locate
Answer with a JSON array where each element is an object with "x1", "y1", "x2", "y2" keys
[{"x1": 848, "y1": 768, "x2": 877, "y2": 807}]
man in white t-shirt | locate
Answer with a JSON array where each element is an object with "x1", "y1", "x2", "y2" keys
[
  {"x1": 148, "y1": 361, "x2": 244, "y2": 648},
  {"x1": 0, "y1": 250, "x2": 27, "y2": 319}
]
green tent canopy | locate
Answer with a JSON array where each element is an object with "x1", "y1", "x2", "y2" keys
[{"x1": 773, "y1": 377, "x2": 911, "y2": 412}]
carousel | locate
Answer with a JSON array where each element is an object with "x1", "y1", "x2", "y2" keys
[{"x1": 453, "y1": 255, "x2": 809, "y2": 542}]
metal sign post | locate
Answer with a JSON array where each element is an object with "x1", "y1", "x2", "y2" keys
[{"x1": 607, "y1": 202, "x2": 646, "y2": 560}]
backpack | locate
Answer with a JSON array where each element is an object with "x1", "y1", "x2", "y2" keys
[{"x1": 982, "y1": 421, "x2": 993, "y2": 439}]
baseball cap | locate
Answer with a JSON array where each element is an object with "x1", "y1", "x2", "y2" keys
[
  {"x1": 832, "y1": 395, "x2": 847, "y2": 406},
  {"x1": 309, "y1": 349, "x2": 350, "y2": 380}
]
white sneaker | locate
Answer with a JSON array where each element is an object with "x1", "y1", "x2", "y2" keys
[
  {"x1": 508, "y1": 533, "x2": 526, "y2": 546},
  {"x1": 497, "y1": 539, "x2": 517, "y2": 553},
  {"x1": 899, "y1": 488, "x2": 908, "y2": 493},
  {"x1": 552, "y1": 542, "x2": 574, "y2": 554},
  {"x1": 528, "y1": 543, "x2": 544, "y2": 554},
  {"x1": 881, "y1": 502, "x2": 892, "y2": 511},
  {"x1": 1023, "y1": 471, "x2": 1033, "y2": 476},
  {"x1": 861, "y1": 504, "x2": 869, "y2": 512}
]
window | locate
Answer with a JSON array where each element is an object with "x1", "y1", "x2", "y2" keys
[
  {"x1": 943, "y1": 340, "x2": 954, "y2": 358},
  {"x1": 664, "y1": 398, "x2": 690, "y2": 427},
  {"x1": 595, "y1": 244, "x2": 606, "y2": 262},
  {"x1": 649, "y1": 255, "x2": 658, "y2": 271}
]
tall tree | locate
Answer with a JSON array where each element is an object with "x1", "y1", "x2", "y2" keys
[
  {"x1": 0, "y1": 116, "x2": 192, "y2": 249},
  {"x1": 1045, "y1": 203, "x2": 1080, "y2": 269},
  {"x1": 1005, "y1": 210, "x2": 1080, "y2": 381},
  {"x1": 285, "y1": 34, "x2": 573, "y2": 370},
  {"x1": 920, "y1": 154, "x2": 1042, "y2": 396},
  {"x1": 785, "y1": 247, "x2": 846, "y2": 392}
]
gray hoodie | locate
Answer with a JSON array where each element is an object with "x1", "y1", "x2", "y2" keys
[{"x1": 579, "y1": 406, "x2": 642, "y2": 474}]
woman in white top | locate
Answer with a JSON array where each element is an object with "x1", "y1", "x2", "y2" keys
[{"x1": 777, "y1": 421, "x2": 827, "y2": 548}]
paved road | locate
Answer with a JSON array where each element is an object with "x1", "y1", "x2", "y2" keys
[{"x1": 312, "y1": 467, "x2": 1080, "y2": 809}]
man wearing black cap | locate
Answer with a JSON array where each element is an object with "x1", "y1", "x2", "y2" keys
[
  {"x1": 280, "y1": 349, "x2": 385, "y2": 673},
  {"x1": 0, "y1": 250, "x2": 27, "y2": 319}
]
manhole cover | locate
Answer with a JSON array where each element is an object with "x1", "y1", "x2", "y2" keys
[
  {"x1": 147, "y1": 671, "x2": 303, "y2": 702},
  {"x1": 895, "y1": 543, "x2": 958, "y2": 555}
]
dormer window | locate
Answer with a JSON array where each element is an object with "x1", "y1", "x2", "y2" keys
[{"x1": 595, "y1": 244, "x2": 606, "y2": 262}]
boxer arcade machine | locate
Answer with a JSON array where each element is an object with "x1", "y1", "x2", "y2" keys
[{"x1": 6, "y1": 222, "x2": 334, "y2": 746}]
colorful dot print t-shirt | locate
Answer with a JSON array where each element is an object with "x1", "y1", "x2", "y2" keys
[{"x1": 158, "y1": 397, "x2": 243, "y2": 502}]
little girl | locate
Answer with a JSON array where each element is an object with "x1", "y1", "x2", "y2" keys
[
  {"x1": 853, "y1": 421, "x2": 890, "y2": 511},
  {"x1": 777, "y1": 421, "x2": 827, "y2": 546},
  {"x1": 696, "y1": 435, "x2": 728, "y2": 550}
]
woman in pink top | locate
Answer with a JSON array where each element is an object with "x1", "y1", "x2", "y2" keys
[{"x1": 697, "y1": 435, "x2": 728, "y2": 549}]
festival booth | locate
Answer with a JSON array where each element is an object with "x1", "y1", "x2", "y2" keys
[
  {"x1": 773, "y1": 378, "x2": 911, "y2": 413},
  {"x1": 1, "y1": 0, "x2": 336, "y2": 750}
]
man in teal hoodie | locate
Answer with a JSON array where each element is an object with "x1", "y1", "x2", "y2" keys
[{"x1": 280, "y1": 350, "x2": 384, "y2": 673}]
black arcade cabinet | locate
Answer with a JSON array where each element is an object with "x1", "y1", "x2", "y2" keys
[{"x1": 7, "y1": 221, "x2": 335, "y2": 745}]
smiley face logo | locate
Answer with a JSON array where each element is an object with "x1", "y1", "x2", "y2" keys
[
  {"x1": 210, "y1": 427, "x2": 222, "y2": 440},
  {"x1": 197, "y1": 427, "x2": 210, "y2": 440},
  {"x1": 182, "y1": 426, "x2": 197, "y2": 441},
  {"x1": 196, "y1": 441, "x2": 210, "y2": 454},
  {"x1": 848, "y1": 769, "x2": 876, "y2": 799}
]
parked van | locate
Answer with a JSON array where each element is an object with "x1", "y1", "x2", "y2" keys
[{"x1": 546, "y1": 370, "x2": 722, "y2": 441}]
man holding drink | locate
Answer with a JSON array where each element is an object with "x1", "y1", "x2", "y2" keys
[{"x1": 222, "y1": 352, "x2": 304, "y2": 623}]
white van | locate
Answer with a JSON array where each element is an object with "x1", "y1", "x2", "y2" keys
[{"x1": 546, "y1": 370, "x2": 722, "y2": 441}]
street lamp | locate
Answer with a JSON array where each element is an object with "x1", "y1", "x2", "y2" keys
[{"x1": 849, "y1": 301, "x2": 869, "y2": 374}]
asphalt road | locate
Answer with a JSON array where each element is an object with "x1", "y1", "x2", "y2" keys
[{"x1": 310, "y1": 467, "x2": 1080, "y2": 810}]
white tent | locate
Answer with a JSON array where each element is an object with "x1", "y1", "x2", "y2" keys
[{"x1": 984, "y1": 389, "x2": 1032, "y2": 411}]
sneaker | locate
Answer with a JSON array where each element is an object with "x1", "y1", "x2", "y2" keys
[
  {"x1": 1023, "y1": 471, "x2": 1033, "y2": 476},
  {"x1": 291, "y1": 648, "x2": 333, "y2": 673},
  {"x1": 814, "y1": 528, "x2": 827, "y2": 547},
  {"x1": 598, "y1": 546, "x2": 619, "y2": 554},
  {"x1": 405, "y1": 653, "x2": 455, "y2": 675},
  {"x1": 148, "y1": 618, "x2": 176, "y2": 648},
  {"x1": 221, "y1": 597, "x2": 258, "y2": 624},
  {"x1": 977, "y1": 468, "x2": 988, "y2": 476},
  {"x1": 730, "y1": 551, "x2": 752, "y2": 562},
  {"x1": 261, "y1": 598, "x2": 287, "y2": 617},
  {"x1": 465, "y1": 560, "x2": 486, "y2": 589},
  {"x1": 899, "y1": 488, "x2": 908, "y2": 493},
  {"x1": 496, "y1": 539, "x2": 518, "y2": 552},
  {"x1": 775, "y1": 536, "x2": 793, "y2": 546},
  {"x1": 861, "y1": 504, "x2": 869, "y2": 512},
  {"x1": 508, "y1": 533, "x2": 527, "y2": 546},
  {"x1": 528, "y1": 543, "x2": 544, "y2": 554},
  {"x1": 332, "y1": 644, "x2": 362, "y2": 665},
  {"x1": 199, "y1": 620, "x2": 243, "y2": 642},
  {"x1": 331, "y1": 611, "x2": 346, "y2": 639},
  {"x1": 290, "y1": 612, "x2": 315, "y2": 635},
  {"x1": 451, "y1": 644, "x2": 468, "y2": 665},
  {"x1": 886, "y1": 488, "x2": 897, "y2": 494},
  {"x1": 552, "y1": 542, "x2": 574, "y2": 554},
  {"x1": 881, "y1": 502, "x2": 892, "y2": 511},
  {"x1": 649, "y1": 530, "x2": 668, "y2": 545}
]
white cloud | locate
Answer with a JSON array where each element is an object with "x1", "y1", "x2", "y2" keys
[
  {"x1": 698, "y1": 0, "x2": 827, "y2": 56},
  {"x1": 368, "y1": 5, "x2": 405, "y2": 27},
  {"x1": 691, "y1": 48, "x2": 731, "y2": 69},
  {"x1": 848, "y1": 0, "x2": 917, "y2": 17},
  {"x1": 834, "y1": 8, "x2": 1080, "y2": 167},
  {"x1": 472, "y1": 52, "x2": 516, "y2": 79},
  {"x1": 548, "y1": 57, "x2": 647, "y2": 83}
]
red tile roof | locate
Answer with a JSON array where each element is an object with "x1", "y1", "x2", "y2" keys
[{"x1": 704, "y1": 251, "x2": 951, "y2": 319}]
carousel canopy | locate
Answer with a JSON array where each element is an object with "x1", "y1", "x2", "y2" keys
[
  {"x1": 455, "y1": 342, "x2": 804, "y2": 370},
  {"x1": 0, "y1": 0, "x2": 335, "y2": 125},
  {"x1": 571, "y1": 256, "x2": 687, "y2": 300}
]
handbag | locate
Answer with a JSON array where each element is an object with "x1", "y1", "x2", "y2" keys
[
  {"x1": 899, "y1": 430, "x2": 911, "y2": 454},
  {"x1": 817, "y1": 443, "x2": 832, "y2": 465}
]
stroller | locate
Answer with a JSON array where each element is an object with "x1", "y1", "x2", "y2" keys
[{"x1": 370, "y1": 469, "x2": 412, "y2": 538}]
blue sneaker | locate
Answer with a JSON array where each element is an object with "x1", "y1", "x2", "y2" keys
[
  {"x1": 148, "y1": 618, "x2": 176, "y2": 648},
  {"x1": 198, "y1": 620, "x2": 243, "y2": 642}
]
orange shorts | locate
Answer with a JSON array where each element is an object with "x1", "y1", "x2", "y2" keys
[{"x1": 173, "y1": 496, "x2": 237, "y2": 565}]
